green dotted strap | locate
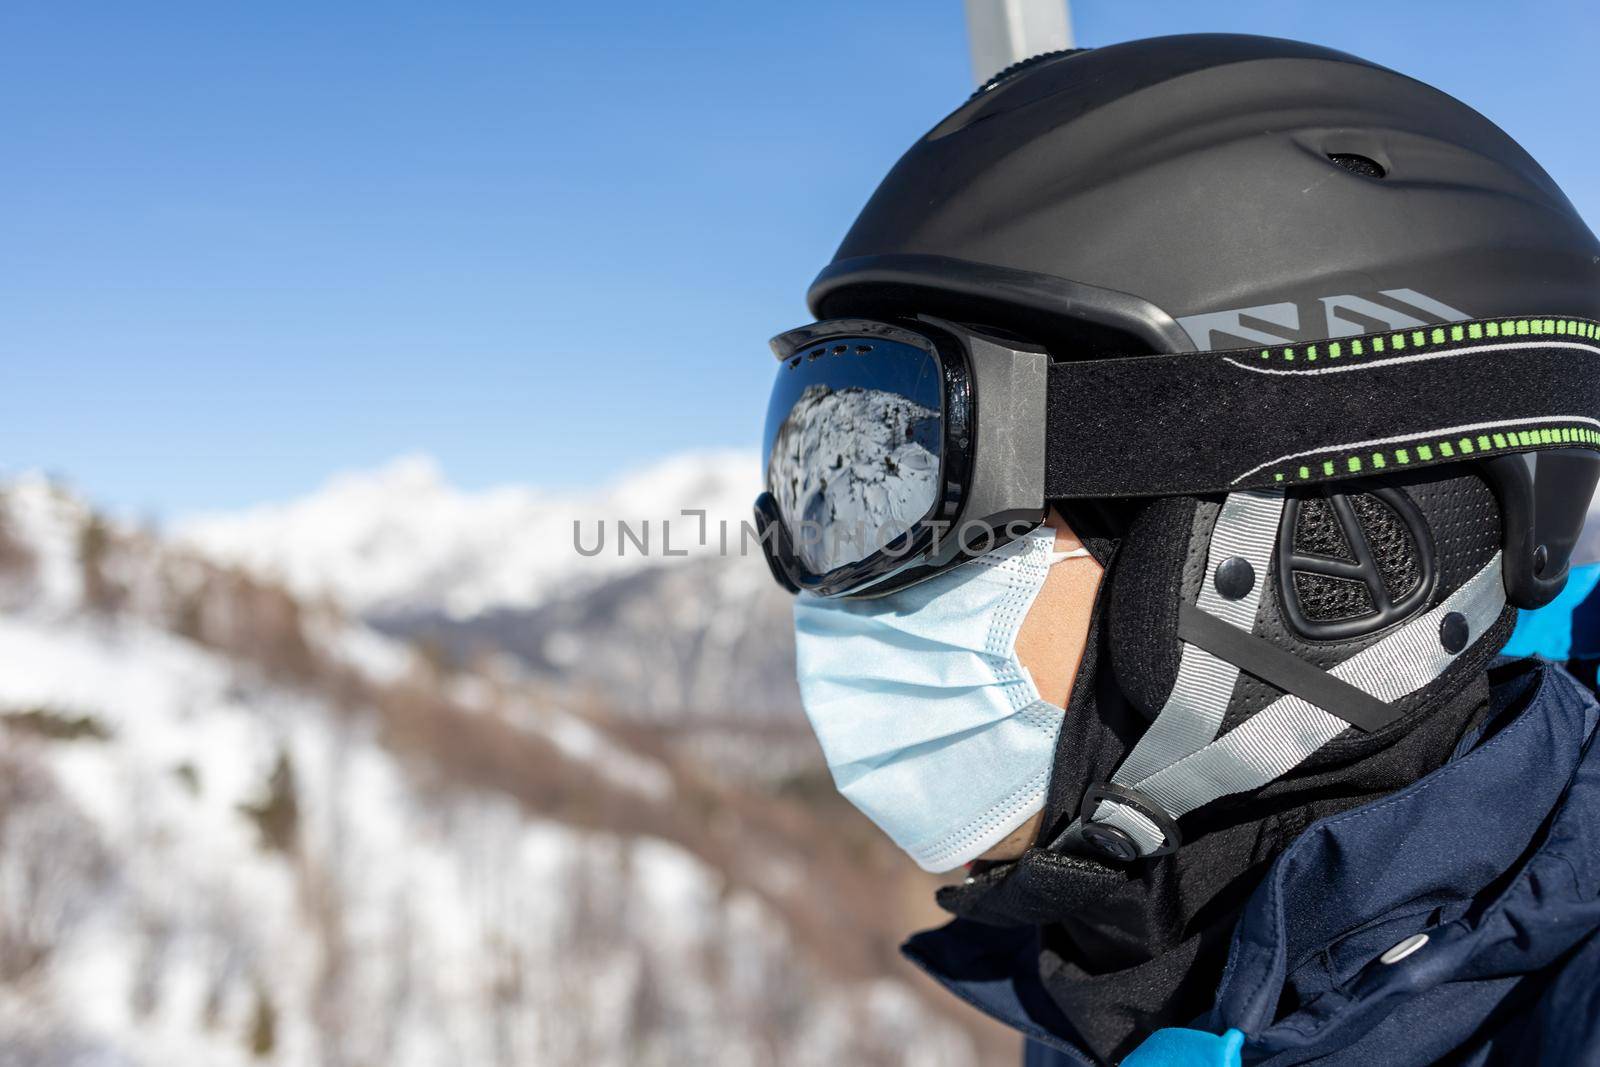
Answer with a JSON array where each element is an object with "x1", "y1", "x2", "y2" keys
[
  {"x1": 1043, "y1": 315, "x2": 1600, "y2": 499},
  {"x1": 1255, "y1": 318, "x2": 1600, "y2": 364},
  {"x1": 1273, "y1": 425, "x2": 1600, "y2": 485}
]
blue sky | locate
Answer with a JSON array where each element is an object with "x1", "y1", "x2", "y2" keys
[{"x1": 4, "y1": 0, "x2": 1598, "y2": 516}]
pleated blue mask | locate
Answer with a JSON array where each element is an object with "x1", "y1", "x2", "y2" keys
[{"x1": 793, "y1": 526, "x2": 1083, "y2": 872}]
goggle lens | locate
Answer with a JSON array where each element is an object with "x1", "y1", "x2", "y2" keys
[{"x1": 762, "y1": 335, "x2": 943, "y2": 576}]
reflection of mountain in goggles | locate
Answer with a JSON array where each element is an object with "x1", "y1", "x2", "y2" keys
[
  {"x1": 768, "y1": 380, "x2": 940, "y2": 575},
  {"x1": 755, "y1": 315, "x2": 1600, "y2": 602}
]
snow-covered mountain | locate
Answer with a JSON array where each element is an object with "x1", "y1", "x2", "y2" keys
[
  {"x1": 177, "y1": 453, "x2": 806, "y2": 737},
  {"x1": 178, "y1": 451, "x2": 762, "y2": 620},
  {"x1": 0, "y1": 476, "x2": 1011, "y2": 1066}
]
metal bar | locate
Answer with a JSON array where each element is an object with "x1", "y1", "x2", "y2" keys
[{"x1": 963, "y1": 0, "x2": 1073, "y2": 88}]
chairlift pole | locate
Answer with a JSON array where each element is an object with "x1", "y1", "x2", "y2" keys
[{"x1": 963, "y1": 0, "x2": 1073, "y2": 87}]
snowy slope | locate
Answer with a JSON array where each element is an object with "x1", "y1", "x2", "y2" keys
[
  {"x1": 0, "y1": 477, "x2": 1002, "y2": 1067},
  {"x1": 177, "y1": 451, "x2": 761, "y2": 619},
  {"x1": 0, "y1": 613, "x2": 974, "y2": 1067}
]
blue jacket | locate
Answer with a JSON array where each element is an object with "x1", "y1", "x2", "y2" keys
[{"x1": 905, "y1": 659, "x2": 1600, "y2": 1066}]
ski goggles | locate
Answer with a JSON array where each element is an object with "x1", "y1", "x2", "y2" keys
[{"x1": 755, "y1": 313, "x2": 1600, "y2": 599}]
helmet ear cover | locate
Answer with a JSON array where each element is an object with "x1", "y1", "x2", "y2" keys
[
  {"x1": 1080, "y1": 466, "x2": 1516, "y2": 861},
  {"x1": 1108, "y1": 469, "x2": 1508, "y2": 728}
]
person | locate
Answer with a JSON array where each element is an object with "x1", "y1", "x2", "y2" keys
[{"x1": 753, "y1": 35, "x2": 1600, "y2": 1067}]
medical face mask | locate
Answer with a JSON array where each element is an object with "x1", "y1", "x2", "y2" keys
[{"x1": 793, "y1": 526, "x2": 1086, "y2": 872}]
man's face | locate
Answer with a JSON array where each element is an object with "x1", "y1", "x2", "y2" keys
[{"x1": 976, "y1": 509, "x2": 1104, "y2": 861}]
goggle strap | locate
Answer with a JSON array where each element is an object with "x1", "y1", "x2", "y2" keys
[{"x1": 1043, "y1": 316, "x2": 1600, "y2": 498}]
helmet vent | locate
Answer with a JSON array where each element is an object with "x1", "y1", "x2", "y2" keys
[
  {"x1": 1294, "y1": 572, "x2": 1376, "y2": 622},
  {"x1": 1279, "y1": 487, "x2": 1436, "y2": 638},
  {"x1": 1350, "y1": 494, "x2": 1422, "y2": 600},
  {"x1": 1292, "y1": 497, "x2": 1353, "y2": 560},
  {"x1": 1327, "y1": 152, "x2": 1386, "y2": 179}
]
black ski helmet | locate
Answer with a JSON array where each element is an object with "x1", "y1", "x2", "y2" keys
[
  {"x1": 792, "y1": 34, "x2": 1600, "y2": 863},
  {"x1": 811, "y1": 34, "x2": 1600, "y2": 355}
]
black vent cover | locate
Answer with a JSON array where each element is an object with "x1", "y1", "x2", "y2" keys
[
  {"x1": 1327, "y1": 152, "x2": 1386, "y2": 178},
  {"x1": 1279, "y1": 487, "x2": 1437, "y2": 639}
]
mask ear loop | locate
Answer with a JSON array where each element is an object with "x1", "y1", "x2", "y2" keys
[{"x1": 1049, "y1": 547, "x2": 1092, "y2": 566}]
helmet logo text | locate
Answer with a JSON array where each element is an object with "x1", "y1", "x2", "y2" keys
[{"x1": 1178, "y1": 289, "x2": 1469, "y2": 352}]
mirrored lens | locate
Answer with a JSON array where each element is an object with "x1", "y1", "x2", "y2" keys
[{"x1": 763, "y1": 336, "x2": 943, "y2": 576}]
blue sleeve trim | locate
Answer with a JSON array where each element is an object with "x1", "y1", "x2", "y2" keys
[{"x1": 1120, "y1": 1027, "x2": 1244, "y2": 1067}]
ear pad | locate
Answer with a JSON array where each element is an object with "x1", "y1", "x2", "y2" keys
[
  {"x1": 1278, "y1": 487, "x2": 1438, "y2": 640},
  {"x1": 1106, "y1": 495, "x2": 1210, "y2": 720},
  {"x1": 1104, "y1": 469, "x2": 1503, "y2": 731},
  {"x1": 1224, "y1": 467, "x2": 1507, "y2": 756}
]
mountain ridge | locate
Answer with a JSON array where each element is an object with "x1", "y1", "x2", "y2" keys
[{"x1": 176, "y1": 450, "x2": 763, "y2": 619}]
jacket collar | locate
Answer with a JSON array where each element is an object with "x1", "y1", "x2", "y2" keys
[{"x1": 1207, "y1": 658, "x2": 1600, "y2": 1057}]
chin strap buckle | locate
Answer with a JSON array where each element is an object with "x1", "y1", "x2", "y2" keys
[{"x1": 1077, "y1": 782, "x2": 1183, "y2": 861}]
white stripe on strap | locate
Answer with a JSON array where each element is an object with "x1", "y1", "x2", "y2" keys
[{"x1": 1110, "y1": 490, "x2": 1286, "y2": 786}]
